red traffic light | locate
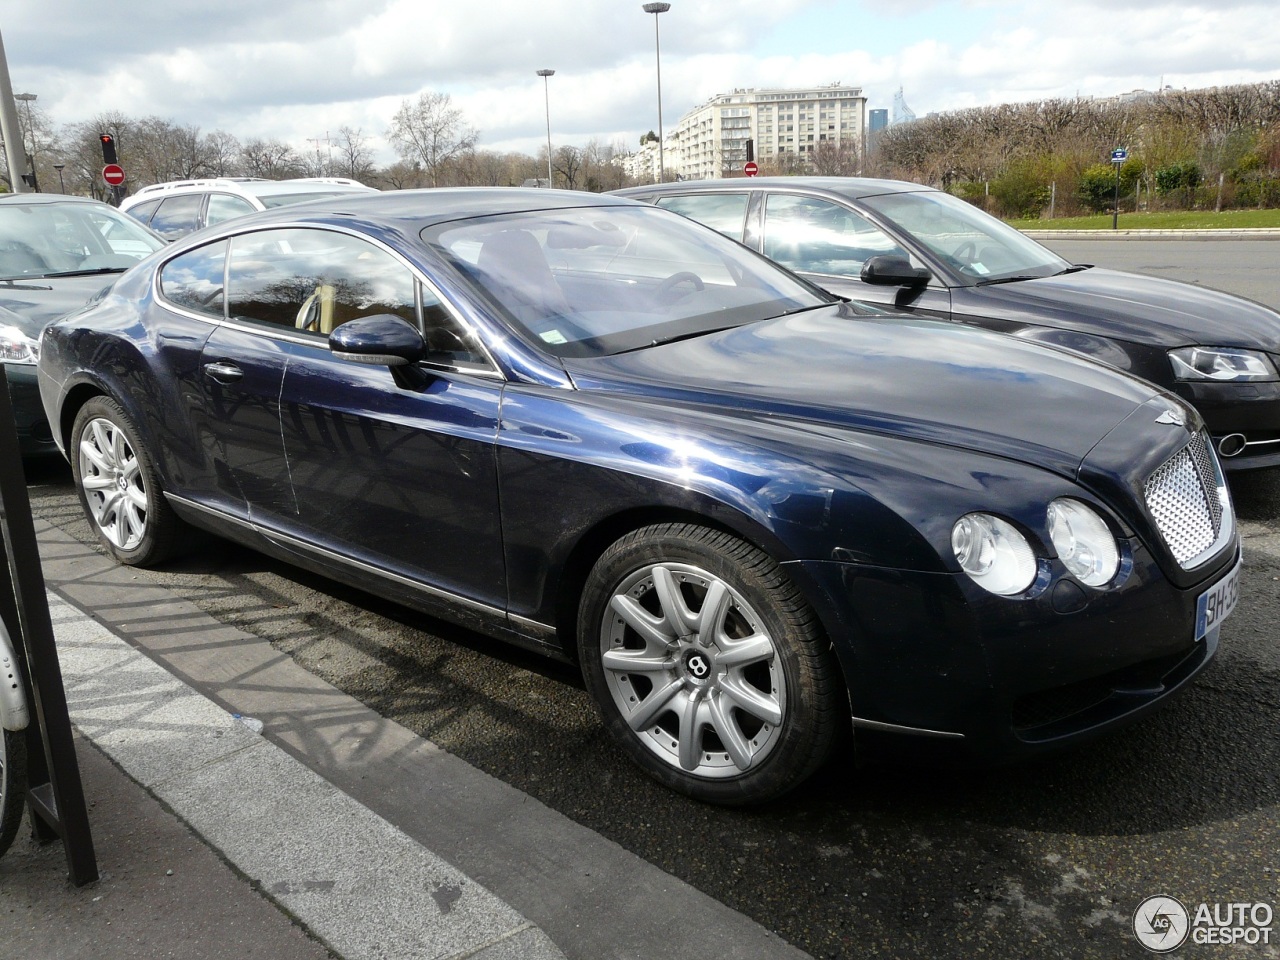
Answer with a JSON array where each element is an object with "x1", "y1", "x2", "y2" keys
[{"x1": 99, "y1": 134, "x2": 118, "y2": 165}]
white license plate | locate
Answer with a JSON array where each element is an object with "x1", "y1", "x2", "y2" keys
[{"x1": 1194, "y1": 558, "x2": 1241, "y2": 641}]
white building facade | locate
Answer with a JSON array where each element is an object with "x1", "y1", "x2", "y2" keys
[{"x1": 666, "y1": 83, "x2": 867, "y2": 181}]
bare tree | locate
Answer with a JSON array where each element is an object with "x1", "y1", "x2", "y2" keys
[
  {"x1": 386, "y1": 91, "x2": 479, "y2": 187},
  {"x1": 334, "y1": 126, "x2": 375, "y2": 182},
  {"x1": 240, "y1": 138, "x2": 305, "y2": 178},
  {"x1": 808, "y1": 140, "x2": 860, "y2": 176}
]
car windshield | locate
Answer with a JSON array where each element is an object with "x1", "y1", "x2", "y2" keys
[
  {"x1": 860, "y1": 190, "x2": 1069, "y2": 284},
  {"x1": 425, "y1": 206, "x2": 830, "y2": 358},
  {"x1": 0, "y1": 202, "x2": 164, "y2": 281}
]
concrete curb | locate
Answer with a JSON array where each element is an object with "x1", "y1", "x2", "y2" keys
[
  {"x1": 1023, "y1": 228, "x2": 1280, "y2": 240},
  {"x1": 50, "y1": 595, "x2": 567, "y2": 960}
]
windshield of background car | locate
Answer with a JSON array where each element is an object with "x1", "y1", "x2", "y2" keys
[
  {"x1": 0, "y1": 203, "x2": 164, "y2": 280},
  {"x1": 424, "y1": 206, "x2": 829, "y2": 358},
  {"x1": 859, "y1": 190, "x2": 1069, "y2": 283}
]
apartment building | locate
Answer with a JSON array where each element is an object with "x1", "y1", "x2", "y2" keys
[{"x1": 668, "y1": 83, "x2": 866, "y2": 180}]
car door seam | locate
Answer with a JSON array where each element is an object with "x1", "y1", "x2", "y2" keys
[{"x1": 279, "y1": 353, "x2": 300, "y2": 516}]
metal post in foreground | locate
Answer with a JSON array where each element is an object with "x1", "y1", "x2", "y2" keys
[{"x1": 0, "y1": 366, "x2": 99, "y2": 885}]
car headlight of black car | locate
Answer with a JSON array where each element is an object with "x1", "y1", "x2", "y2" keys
[
  {"x1": 0, "y1": 324, "x2": 39, "y2": 364},
  {"x1": 952, "y1": 498, "x2": 1122, "y2": 597},
  {"x1": 1168, "y1": 346, "x2": 1278, "y2": 382},
  {"x1": 1046, "y1": 498, "x2": 1120, "y2": 587},
  {"x1": 950, "y1": 513, "x2": 1038, "y2": 596}
]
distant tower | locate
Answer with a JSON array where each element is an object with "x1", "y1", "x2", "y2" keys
[{"x1": 892, "y1": 87, "x2": 916, "y2": 124}]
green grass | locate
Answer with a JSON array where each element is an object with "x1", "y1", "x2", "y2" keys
[{"x1": 1007, "y1": 209, "x2": 1280, "y2": 230}]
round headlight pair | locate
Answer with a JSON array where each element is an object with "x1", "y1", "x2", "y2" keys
[{"x1": 952, "y1": 499, "x2": 1119, "y2": 597}]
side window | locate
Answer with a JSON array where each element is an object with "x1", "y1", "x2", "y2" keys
[
  {"x1": 762, "y1": 195, "x2": 905, "y2": 276},
  {"x1": 227, "y1": 228, "x2": 417, "y2": 338},
  {"x1": 656, "y1": 194, "x2": 749, "y2": 240},
  {"x1": 158, "y1": 240, "x2": 228, "y2": 318},
  {"x1": 205, "y1": 194, "x2": 257, "y2": 226},
  {"x1": 149, "y1": 194, "x2": 205, "y2": 242},
  {"x1": 124, "y1": 199, "x2": 161, "y2": 226},
  {"x1": 421, "y1": 284, "x2": 487, "y2": 367}
]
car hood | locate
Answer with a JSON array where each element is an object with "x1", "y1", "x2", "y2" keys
[
  {"x1": 564, "y1": 304, "x2": 1162, "y2": 478},
  {"x1": 963, "y1": 267, "x2": 1280, "y2": 349},
  {"x1": 0, "y1": 274, "x2": 118, "y2": 338}
]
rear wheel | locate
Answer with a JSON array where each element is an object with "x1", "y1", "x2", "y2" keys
[
  {"x1": 578, "y1": 523, "x2": 841, "y2": 804},
  {"x1": 71, "y1": 397, "x2": 183, "y2": 566}
]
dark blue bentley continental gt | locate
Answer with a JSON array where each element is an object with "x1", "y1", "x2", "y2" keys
[{"x1": 37, "y1": 189, "x2": 1241, "y2": 804}]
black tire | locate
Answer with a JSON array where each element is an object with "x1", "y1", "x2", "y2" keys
[
  {"x1": 70, "y1": 396, "x2": 184, "y2": 566},
  {"x1": 0, "y1": 728, "x2": 27, "y2": 858},
  {"x1": 578, "y1": 523, "x2": 841, "y2": 805}
]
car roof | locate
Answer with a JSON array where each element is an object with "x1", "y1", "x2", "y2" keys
[
  {"x1": 0, "y1": 192, "x2": 114, "y2": 207},
  {"x1": 194, "y1": 187, "x2": 642, "y2": 232},
  {"x1": 613, "y1": 176, "x2": 939, "y2": 202},
  {"x1": 121, "y1": 177, "x2": 376, "y2": 208}
]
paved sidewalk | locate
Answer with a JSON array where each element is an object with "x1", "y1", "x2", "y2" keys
[{"x1": 0, "y1": 519, "x2": 811, "y2": 960}]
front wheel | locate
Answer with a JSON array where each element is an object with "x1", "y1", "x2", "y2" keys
[
  {"x1": 578, "y1": 523, "x2": 842, "y2": 805},
  {"x1": 0, "y1": 728, "x2": 27, "y2": 858},
  {"x1": 70, "y1": 396, "x2": 183, "y2": 566}
]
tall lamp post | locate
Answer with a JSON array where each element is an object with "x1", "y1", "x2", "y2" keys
[
  {"x1": 15, "y1": 91, "x2": 37, "y2": 191},
  {"x1": 536, "y1": 69, "x2": 555, "y2": 188},
  {"x1": 53, "y1": 162, "x2": 65, "y2": 193},
  {"x1": 641, "y1": 2, "x2": 670, "y2": 182}
]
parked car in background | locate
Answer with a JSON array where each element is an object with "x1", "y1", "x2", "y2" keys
[
  {"x1": 614, "y1": 177, "x2": 1280, "y2": 472},
  {"x1": 120, "y1": 177, "x2": 378, "y2": 241},
  {"x1": 0, "y1": 193, "x2": 165, "y2": 456},
  {"x1": 38, "y1": 189, "x2": 1239, "y2": 804}
]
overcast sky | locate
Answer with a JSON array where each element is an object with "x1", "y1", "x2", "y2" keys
[{"x1": 4, "y1": 1, "x2": 1278, "y2": 165}]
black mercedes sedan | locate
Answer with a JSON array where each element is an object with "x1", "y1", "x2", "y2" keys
[
  {"x1": 0, "y1": 193, "x2": 165, "y2": 455},
  {"x1": 37, "y1": 189, "x2": 1240, "y2": 804},
  {"x1": 613, "y1": 177, "x2": 1280, "y2": 471}
]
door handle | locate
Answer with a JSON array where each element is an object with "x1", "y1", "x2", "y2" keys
[{"x1": 203, "y1": 361, "x2": 243, "y2": 383}]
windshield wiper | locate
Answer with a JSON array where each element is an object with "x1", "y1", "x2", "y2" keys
[
  {"x1": 1056, "y1": 264, "x2": 1093, "y2": 275},
  {"x1": 41, "y1": 267, "x2": 127, "y2": 278},
  {"x1": 974, "y1": 275, "x2": 1044, "y2": 286},
  {"x1": 614, "y1": 324, "x2": 742, "y2": 355}
]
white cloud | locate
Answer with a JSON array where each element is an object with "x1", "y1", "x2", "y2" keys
[{"x1": 3, "y1": 0, "x2": 1276, "y2": 166}]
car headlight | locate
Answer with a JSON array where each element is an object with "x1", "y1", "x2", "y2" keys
[
  {"x1": 0, "y1": 324, "x2": 40, "y2": 364},
  {"x1": 951, "y1": 513, "x2": 1037, "y2": 596},
  {"x1": 1047, "y1": 499, "x2": 1119, "y2": 587},
  {"x1": 1169, "y1": 346, "x2": 1277, "y2": 382}
]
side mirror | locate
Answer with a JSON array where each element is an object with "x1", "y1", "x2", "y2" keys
[
  {"x1": 860, "y1": 255, "x2": 932, "y2": 287},
  {"x1": 329, "y1": 314, "x2": 426, "y2": 367}
]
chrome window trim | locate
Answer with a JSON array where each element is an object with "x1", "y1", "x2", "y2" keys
[{"x1": 150, "y1": 223, "x2": 505, "y2": 377}]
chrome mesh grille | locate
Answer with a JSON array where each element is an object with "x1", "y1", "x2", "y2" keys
[{"x1": 1144, "y1": 431, "x2": 1226, "y2": 567}]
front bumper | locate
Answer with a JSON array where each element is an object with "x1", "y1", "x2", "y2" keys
[
  {"x1": 792, "y1": 537, "x2": 1237, "y2": 762},
  {"x1": 2, "y1": 362, "x2": 57, "y2": 457},
  {"x1": 1173, "y1": 379, "x2": 1280, "y2": 471}
]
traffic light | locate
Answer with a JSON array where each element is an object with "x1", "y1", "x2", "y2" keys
[{"x1": 99, "y1": 134, "x2": 118, "y2": 165}]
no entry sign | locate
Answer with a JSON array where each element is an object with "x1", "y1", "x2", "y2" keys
[
  {"x1": 744, "y1": 161, "x2": 759, "y2": 177},
  {"x1": 102, "y1": 164, "x2": 126, "y2": 186}
]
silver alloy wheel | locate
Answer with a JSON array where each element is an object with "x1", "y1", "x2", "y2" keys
[
  {"x1": 77, "y1": 417, "x2": 149, "y2": 551},
  {"x1": 600, "y1": 561, "x2": 785, "y2": 778}
]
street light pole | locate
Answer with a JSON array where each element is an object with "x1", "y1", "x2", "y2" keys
[
  {"x1": 15, "y1": 92, "x2": 37, "y2": 191},
  {"x1": 536, "y1": 69, "x2": 555, "y2": 188},
  {"x1": 642, "y1": 2, "x2": 671, "y2": 183},
  {"x1": 53, "y1": 162, "x2": 65, "y2": 192}
]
